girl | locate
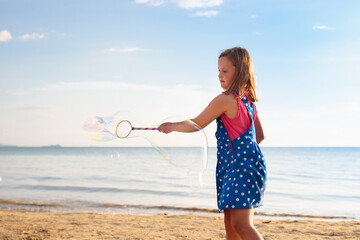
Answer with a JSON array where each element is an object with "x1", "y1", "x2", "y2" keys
[{"x1": 158, "y1": 47, "x2": 266, "y2": 240}]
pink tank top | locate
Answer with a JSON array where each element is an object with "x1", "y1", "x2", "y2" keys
[{"x1": 220, "y1": 92, "x2": 257, "y2": 141}]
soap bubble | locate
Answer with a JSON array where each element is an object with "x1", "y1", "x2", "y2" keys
[{"x1": 83, "y1": 111, "x2": 208, "y2": 187}]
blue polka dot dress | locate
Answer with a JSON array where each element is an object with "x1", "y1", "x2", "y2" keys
[{"x1": 216, "y1": 95, "x2": 267, "y2": 211}]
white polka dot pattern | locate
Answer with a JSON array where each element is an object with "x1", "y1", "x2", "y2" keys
[{"x1": 215, "y1": 96, "x2": 267, "y2": 211}]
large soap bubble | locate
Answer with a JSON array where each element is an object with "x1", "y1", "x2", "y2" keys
[{"x1": 83, "y1": 111, "x2": 208, "y2": 187}]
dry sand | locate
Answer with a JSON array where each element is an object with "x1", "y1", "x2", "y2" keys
[{"x1": 0, "y1": 210, "x2": 359, "y2": 240}]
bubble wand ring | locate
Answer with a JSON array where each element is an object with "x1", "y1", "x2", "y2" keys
[{"x1": 115, "y1": 120, "x2": 158, "y2": 139}]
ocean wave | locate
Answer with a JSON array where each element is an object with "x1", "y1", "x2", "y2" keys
[
  {"x1": 268, "y1": 191, "x2": 360, "y2": 201},
  {"x1": 11, "y1": 184, "x2": 212, "y2": 197},
  {"x1": 0, "y1": 198, "x2": 61, "y2": 207}
]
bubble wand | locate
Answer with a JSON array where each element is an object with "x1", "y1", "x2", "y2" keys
[{"x1": 115, "y1": 120, "x2": 158, "y2": 139}]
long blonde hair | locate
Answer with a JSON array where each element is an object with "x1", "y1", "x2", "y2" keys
[{"x1": 219, "y1": 47, "x2": 258, "y2": 102}]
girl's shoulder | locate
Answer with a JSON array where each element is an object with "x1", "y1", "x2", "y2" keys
[{"x1": 212, "y1": 92, "x2": 238, "y2": 106}]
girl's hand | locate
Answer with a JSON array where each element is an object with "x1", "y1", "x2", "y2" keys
[{"x1": 158, "y1": 122, "x2": 173, "y2": 134}]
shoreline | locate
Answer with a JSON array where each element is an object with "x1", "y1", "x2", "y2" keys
[
  {"x1": 0, "y1": 198, "x2": 356, "y2": 222},
  {"x1": 1, "y1": 210, "x2": 359, "y2": 239}
]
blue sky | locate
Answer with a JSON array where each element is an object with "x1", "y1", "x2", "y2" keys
[{"x1": 0, "y1": 0, "x2": 359, "y2": 147}]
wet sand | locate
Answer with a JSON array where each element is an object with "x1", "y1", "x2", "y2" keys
[{"x1": 0, "y1": 210, "x2": 359, "y2": 239}]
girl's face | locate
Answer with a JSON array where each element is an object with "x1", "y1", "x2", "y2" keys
[{"x1": 218, "y1": 56, "x2": 236, "y2": 90}]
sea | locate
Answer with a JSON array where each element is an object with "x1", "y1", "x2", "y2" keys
[{"x1": 0, "y1": 146, "x2": 359, "y2": 221}]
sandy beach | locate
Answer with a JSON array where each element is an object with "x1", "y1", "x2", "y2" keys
[{"x1": 0, "y1": 210, "x2": 359, "y2": 240}]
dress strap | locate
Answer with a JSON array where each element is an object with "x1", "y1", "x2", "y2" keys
[
  {"x1": 240, "y1": 95, "x2": 255, "y2": 125},
  {"x1": 232, "y1": 91, "x2": 240, "y2": 98}
]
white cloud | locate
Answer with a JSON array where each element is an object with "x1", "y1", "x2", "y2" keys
[
  {"x1": 135, "y1": 0, "x2": 223, "y2": 9},
  {"x1": 105, "y1": 47, "x2": 151, "y2": 53},
  {"x1": 134, "y1": 0, "x2": 166, "y2": 6},
  {"x1": 0, "y1": 30, "x2": 12, "y2": 42},
  {"x1": 1, "y1": 30, "x2": 64, "y2": 42},
  {"x1": 174, "y1": 0, "x2": 223, "y2": 9},
  {"x1": 250, "y1": 14, "x2": 258, "y2": 19},
  {"x1": 18, "y1": 32, "x2": 47, "y2": 40},
  {"x1": 193, "y1": 10, "x2": 218, "y2": 17},
  {"x1": 313, "y1": 25, "x2": 334, "y2": 31}
]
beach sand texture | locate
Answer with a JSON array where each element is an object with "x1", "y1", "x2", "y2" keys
[{"x1": 0, "y1": 210, "x2": 359, "y2": 240}]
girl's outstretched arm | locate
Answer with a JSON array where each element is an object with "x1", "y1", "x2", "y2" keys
[
  {"x1": 254, "y1": 115, "x2": 265, "y2": 144},
  {"x1": 158, "y1": 93, "x2": 233, "y2": 134}
]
